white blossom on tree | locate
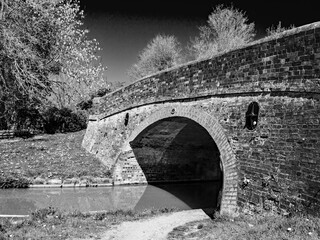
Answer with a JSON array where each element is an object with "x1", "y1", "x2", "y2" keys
[
  {"x1": 128, "y1": 34, "x2": 182, "y2": 81},
  {"x1": 190, "y1": 5, "x2": 255, "y2": 60},
  {"x1": 0, "y1": 0, "x2": 107, "y2": 127}
]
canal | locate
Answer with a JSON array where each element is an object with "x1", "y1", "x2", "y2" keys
[{"x1": 0, "y1": 181, "x2": 221, "y2": 216}]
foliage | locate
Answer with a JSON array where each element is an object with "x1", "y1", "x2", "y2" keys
[
  {"x1": 76, "y1": 99, "x2": 93, "y2": 111},
  {"x1": 0, "y1": 101, "x2": 6, "y2": 129},
  {"x1": 42, "y1": 107, "x2": 87, "y2": 134},
  {"x1": 46, "y1": 3, "x2": 108, "y2": 109},
  {"x1": 0, "y1": 0, "x2": 107, "y2": 129},
  {"x1": 190, "y1": 5, "x2": 255, "y2": 60},
  {"x1": 0, "y1": 0, "x2": 61, "y2": 100},
  {"x1": 266, "y1": 21, "x2": 295, "y2": 37},
  {"x1": 14, "y1": 130, "x2": 34, "y2": 139},
  {"x1": 75, "y1": 87, "x2": 112, "y2": 112},
  {"x1": 15, "y1": 107, "x2": 44, "y2": 132},
  {"x1": 0, "y1": 173, "x2": 30, "y2": 188},
  {"x1": 128, "y1": 34, "x2": 182, "y2": 81},
  {"x1": 0, "y1": 0, "x2": 57, "y2": 128}
]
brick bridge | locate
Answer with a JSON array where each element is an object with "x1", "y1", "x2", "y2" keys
[{"x1": 83, "y1": 22, "x2": 320, "y2": 214}]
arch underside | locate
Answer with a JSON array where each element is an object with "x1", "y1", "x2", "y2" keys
[
  {"x1": 113, "y1": 106, "x2": 238, "y2": 214},
  {"x1": 130, "y1": 117, "x2": 222, "y2": 182}
]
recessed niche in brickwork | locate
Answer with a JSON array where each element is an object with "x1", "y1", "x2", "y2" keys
[
  {"x1": 245, "y1": 102, "x2": 259, "y2": 130},
  {"x1": 124, "y1": 113, "x2": 129, "y2": 126}
]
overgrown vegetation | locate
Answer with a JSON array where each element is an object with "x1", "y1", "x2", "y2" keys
[
  {"x1": 0, "y1": 207, "x2": 177, "y2": 239},
  {"x1": 266, "y1": 21, "x2": 295, "y2": 37}
]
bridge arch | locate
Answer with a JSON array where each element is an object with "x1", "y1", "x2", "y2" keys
[{"x1": 118, "y1": 106, "x2": 238, "y2": 214}]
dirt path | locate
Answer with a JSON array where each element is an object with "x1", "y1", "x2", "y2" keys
[{"x1": 99, "y1": 209, "x2": 210, "y2": 240}]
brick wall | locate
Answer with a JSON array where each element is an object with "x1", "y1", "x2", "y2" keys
[
  {"x1": 84, "y1": 22, "x2": 320, "y2": 214},
  {"x1": 94, "y1": 22, "x2": 320, "y2": 119}
]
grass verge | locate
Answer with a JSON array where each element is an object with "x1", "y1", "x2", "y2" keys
[
  {"x1": 0, "y1": 130, "x2": 111, "y2": 188},
  {"x1": 0, "y1": 207, "x2": 177, "y2": 240},
  {"x1": 168, "y1": 211, "x2": 320, "y2": 240}
]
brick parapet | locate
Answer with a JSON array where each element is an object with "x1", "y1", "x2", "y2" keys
[{"x1": 94, "y1": 22, "x2": 320, "y2": 119}]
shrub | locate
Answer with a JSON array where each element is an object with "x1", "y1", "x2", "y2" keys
[
  {"x1": 76, "y1": 99, "x2": 93, "y2": 110},
  {"x1": 266, "y1": 21, "x2": 295, "y2": 37},
  {"x1": 14, "y1": 130, "x2": 34, "y2": 139},
  {"x1": 16, "y1": 108, "x2": 44, "y2": 131},
  {"x1": 0, "y1": 174, "x2": 30, "y2": 188},
  {"x1": 43, "y1": 107, "x2": 87, "y2": 134},
  {"x1": 90, "y1": 87, "x2": 112, "y2": 98}
]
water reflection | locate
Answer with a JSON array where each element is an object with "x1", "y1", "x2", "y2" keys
[{"x1": 0, "y1": 181, "x2": 221, "y2": 216}]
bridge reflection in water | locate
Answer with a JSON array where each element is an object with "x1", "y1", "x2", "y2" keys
[{"x1": 0, "y1": 181, "x2": 221, "y2": 216}]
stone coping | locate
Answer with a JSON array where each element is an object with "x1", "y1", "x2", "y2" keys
[
  {"x1": 28, "y1": 183, "x2": 113, "y2": 188},
  {"x1": 96, "y1": 21, "x2": 320, "y2": 103},
  {"x1": 0, "y1": 215, "x2": 29, "y2": 218}
]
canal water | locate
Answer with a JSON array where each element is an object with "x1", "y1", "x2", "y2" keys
[{"x1": 0, "y1": 181, "x2": 221, "y2": 216}]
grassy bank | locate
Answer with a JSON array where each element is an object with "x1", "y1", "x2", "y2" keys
[
  {"x1": 0, "y1": 207, "x2": 177, "y2": 240},
  {"x1": 1, "y1": 208, "x2": 319, "y2": 240},
  {"x1": 0, "y1": 130, "x2": 111, "y2": 188},
  {"x1": 168, "y1": 212, "x2": 320, "y2": 240}
]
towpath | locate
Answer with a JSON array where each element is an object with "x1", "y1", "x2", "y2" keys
[{"x1": 98, "y1": 209, "x2": 209, "y2": 240}]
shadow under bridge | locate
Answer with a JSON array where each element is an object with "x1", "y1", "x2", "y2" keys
[{"x1": 129, "y1": 116, "x2": 223, "y2": 213}]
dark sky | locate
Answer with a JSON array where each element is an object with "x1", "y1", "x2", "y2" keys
[{"x1": 80, "y1": 1, "x2": 320, "y2": 84}]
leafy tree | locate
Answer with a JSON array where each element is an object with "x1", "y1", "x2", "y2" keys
[
  {"x1": 266, "y1": 21, "x2": 295, "y2": 37},
  {"x1": 190, "y1": 5, "x2": 255, "y2": 60},
  {"x1": 0, "y1": 0, "x2": 107, "y2": 129},
  {"x1": 0, "y1": 0, "x2": 58, "y2": 128},
  {"x1": 128, "y1": 34, "x2": 182, "y2": 81},
  {"x1": 46, "y1": 1, "x2": 107, "y2": 109}
]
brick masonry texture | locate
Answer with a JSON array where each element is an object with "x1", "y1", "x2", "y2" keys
[
  {"x1": 93, "y1": 22, "x2": 320, "y2": 119},
  {"x1": 83, "y1": 22, "x2": 320, "y2": 214}
]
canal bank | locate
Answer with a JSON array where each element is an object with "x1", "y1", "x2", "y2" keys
[{"x1": 0, "y1": 131, "x2": 112, "y2": 189}]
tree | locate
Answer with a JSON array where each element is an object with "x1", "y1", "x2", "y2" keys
[
  {"x1": 0, "y1": 0, "x2": 59, "y2": 128},
  {"x1": 190, "y1": 5, "x2": 255, "y2": 60},
  {"x1": 0, "y1": 0, "x2": 107, "y2": 128},
  {"x1": 128, "y1": 34, "x2": 182, "y2": 81},
  {"x1": 46, "y1": 0, "x2": 107, "y2": 109}
]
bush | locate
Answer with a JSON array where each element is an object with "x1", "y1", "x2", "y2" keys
[
  {"x1": 0, "y1": 174, "x2": 30, "y2": 188},
  {"x1": 90, "y1": 87, "x2": 111, "y2": 98},
  {"x1": 76, "y1": 99, "x2": 93, "y2": 110},
  {"x1": 43, "y1": 107, "x2": 87, "y2": 134},
  {"x1": 16, "y1": 108, "x2": 44, "y2": 131},
  {"x1": 76, "y1": 87, "x2": 111, "y2": 111},
  {"x1": 14, "y1": 130, "x2": 34, "y2": 139}
]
